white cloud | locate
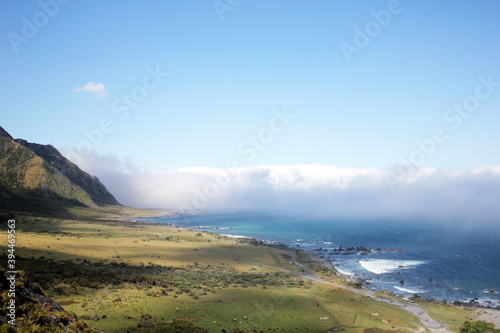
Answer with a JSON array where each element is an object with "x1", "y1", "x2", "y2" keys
[
  {"x1": 61, "y1": 149, "x2": 500, "y2": 226},
  {"x1": 72, "y1": 82, "x2": 108, "y2": 97}
]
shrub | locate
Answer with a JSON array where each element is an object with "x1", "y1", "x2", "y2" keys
[
  {"x1": 460, "y1": 320, "x2": 500, "y2": 333},
  {"x1": 0, "y1": 324, "x2": 16, "y2": 333}
]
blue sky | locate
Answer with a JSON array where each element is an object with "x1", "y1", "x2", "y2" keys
[
  {"x1": 2, "y1": 1, "x2": 500, "y2": 223},
  {"x1": 1, "y1": 1, "x2": 500, "y2": 171}
]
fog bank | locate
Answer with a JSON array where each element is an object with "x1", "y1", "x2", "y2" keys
[{"x1": 66, "y1": 151, "x2": 500, "y2": 225}]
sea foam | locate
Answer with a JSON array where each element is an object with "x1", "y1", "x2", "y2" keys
[
  {"x1": 335, "y1": 267, "x2": 355, "y2": 277},
  {"x1": 221, "y1": 234, "x2": 249, "y2": 239},
  {"x1": 360, "y1": 259, "x2": 426, "y2": 274},
  {"x1": 394, "y1": 286, "x2": 427, "y2": 294}
]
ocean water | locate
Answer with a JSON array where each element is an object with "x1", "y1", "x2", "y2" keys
[{"x1": 141, "y1": 213, "x2": 500, "y2": 308}]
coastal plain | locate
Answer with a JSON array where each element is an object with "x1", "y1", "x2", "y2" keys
[{"x1": 0, "y1": 208, "x2": 496, "y2": 332}]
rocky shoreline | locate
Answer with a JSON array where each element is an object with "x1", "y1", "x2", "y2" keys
[
  {"x1": 141, "y1": 216, "x2": 500, "y2": 312},
  {"x1": 303, "y1": 248, "x2": 500, "y2": 311},
  {"x1": 310, "y1": 245, "x2": 404, "y2": 258}
]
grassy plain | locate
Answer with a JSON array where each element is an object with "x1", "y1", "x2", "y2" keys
[
  {"x1": 414, "y1": 299, "x2": 480, "y2": 332},
  {"x1": 0, "y1": 208, "x2": 486, "y2": 332}
]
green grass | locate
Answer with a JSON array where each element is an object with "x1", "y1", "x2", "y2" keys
[
  {"x1": 414, "y1": 299, "x2": 479, "y2": 332},
  {"x1": 57, "y1": 282, "x2": 422, "y2": 332},
  {"x1": 0, "y1": 211, "x2": 474, "y2": 332}
]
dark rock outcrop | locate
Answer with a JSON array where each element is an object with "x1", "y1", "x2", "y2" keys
[{"x1": 0, "y1": 268, "x2": 98, "y2": 331}]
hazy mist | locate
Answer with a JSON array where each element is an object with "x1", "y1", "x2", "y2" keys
[{"x1": 69, "y1": 151, "x2": 500, "y2": 226}]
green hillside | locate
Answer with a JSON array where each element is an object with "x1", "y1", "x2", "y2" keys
[{"x1": 0, "y1": 126, "x2": 119, "y2": 215}]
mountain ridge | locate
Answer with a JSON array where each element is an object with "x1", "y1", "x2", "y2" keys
[{"x1": 0, "y1": 126, "x2": 119, "y2": 214}]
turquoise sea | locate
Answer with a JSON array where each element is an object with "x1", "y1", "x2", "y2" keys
[{"x1": 141, "y1": 213, "x2": 500, "y2": 308}]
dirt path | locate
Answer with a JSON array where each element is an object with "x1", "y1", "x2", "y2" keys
[
  {"x1": 263, "y1": 262, "x2": 452, "y2": 332},
  {"x1": 193, "y1": 237, "x2": 452, "y2": 332},
  {"x1": 303, "y1": 252, "x2": 454, "y2": 332}
]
